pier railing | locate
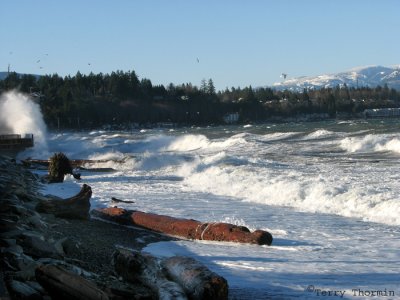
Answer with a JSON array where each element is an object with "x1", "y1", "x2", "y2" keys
[{"x1": 0, "y1": 134, "x2": 34, "y2": 150}]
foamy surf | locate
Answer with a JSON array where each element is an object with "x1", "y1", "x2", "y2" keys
[
  {"x1": 340, "y1": 134, "x2": 400, "y2": 154},
  {"x1": 38, "y1": 120, "x2": 400, "y2": 299}
]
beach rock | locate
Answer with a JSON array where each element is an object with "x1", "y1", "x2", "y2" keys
[
  {"x1": 24, "y1": 281, "x2": 46, "y2": 295},
  {"x1": 2, "y1": 244, "x2": 24, "y2": 255},
  {"x1": 25, "y1": 215, "x2": 49, "y2": 231},
  {"x1": 53, "y1": 237, "x2": 79, "y2": 256},
  {"x1": 0, "y1": 238, "x2": 17, "y2": 248},
  {"x1": 0, "y1": 228, "x2": 25, "y2": 239},
  {"x1": 1, "y1": 250, "x2": 38, "y2": 273},
  {"x1": 19, "y1": 234, "x2": 61, "y2": 259},
  {"x1": 0, "y1": 217, "x2": 20, "y2": 231},
  {"x1": 5, "y1": 279, "x2": 42, "y2": 300},
  {"x1": 1, "y1": 203, "x2": 31, "y2": 216}
]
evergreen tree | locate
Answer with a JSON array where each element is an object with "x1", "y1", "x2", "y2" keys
[{"x1": 207, "y1": 78, "x2": 216, "y2": 95}]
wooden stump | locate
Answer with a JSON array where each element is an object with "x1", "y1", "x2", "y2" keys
[{"x1": 36, "y1": 184, "x2": 92, "y2": 220}]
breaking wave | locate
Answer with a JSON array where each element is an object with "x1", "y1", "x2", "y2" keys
[{"x1": 340, "y1": 134, "x2": 400, "y2": 154}]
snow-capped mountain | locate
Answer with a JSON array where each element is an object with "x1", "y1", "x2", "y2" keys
[{"x1": 273, "y1": 65, "x2": 400, "y2": 91}]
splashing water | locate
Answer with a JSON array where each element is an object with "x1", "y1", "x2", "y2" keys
[{"x1": 0, "y1": 90, "x2": 48, "y2": 156}]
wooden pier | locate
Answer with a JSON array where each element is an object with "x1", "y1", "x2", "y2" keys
[{"x1": 0, "y1": 134, "x2": 34, "y2": 155}]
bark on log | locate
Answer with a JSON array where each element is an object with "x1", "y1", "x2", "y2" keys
[
  {"x1": 113, "y1": 249, "x2": 187, "y2": 300},
  {"x1": 35, "y1": 184, "x2": 92, "y2": 220},
  {"x1": 93, "y1": 208, "x2": 273, "y2": 245},
  {"x1": 162, "y1": 256, "x2": 228, "y2": 300},
  {"x1": 35, "y1": 264, "x2": 109, "y2": 300}
]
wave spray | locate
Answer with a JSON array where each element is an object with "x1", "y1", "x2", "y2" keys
[{"x1": 0, "y1": 90, "x2": 48, "y2": 157}]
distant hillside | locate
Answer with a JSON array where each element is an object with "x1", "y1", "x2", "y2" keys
[
  {"x1": 0, "y1": 72, "x2": 41, "y2": 80},
  {"x1": 273, "y1": 65, "x2": 400, "y2": 91}
]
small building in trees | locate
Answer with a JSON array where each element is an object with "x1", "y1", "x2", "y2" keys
[{"x1": 223, "y1": 112, "x2": 240, "y2": 124}]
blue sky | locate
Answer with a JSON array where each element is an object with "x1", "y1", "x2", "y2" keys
[{"x1": 1, "y1": 0, "x2": 399, "y2": 90}]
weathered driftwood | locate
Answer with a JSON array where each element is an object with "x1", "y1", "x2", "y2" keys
[
  {"x1": 113, "y1": 249, "x2": 187, "y2": 300},
  {"x1": 35, "y1": 264, "x2": 109, "y2": 300},
  {"x1": 35, "y1": 184, "x2": 92, "y2": 220},
  {"x1": 111, "y1": 197, "x2": 135, "y2": 204},
  {"x1": 162, "y1": 256, "x2": 228, "y2": 300},
  {"x1": 93, "y1": 207, "x2": 273, "y2": 246},
  {"x1": 22, "y1": 158, "x2": 123, "y2": 168}
]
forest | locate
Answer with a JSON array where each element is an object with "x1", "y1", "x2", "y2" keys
[{"x1": 1, "y1": 70, "x2": 400, "y2": 129}]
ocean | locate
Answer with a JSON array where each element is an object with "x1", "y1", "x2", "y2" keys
[{"x1": 21, "y1": 120, "x2": 399, "y2": 299}]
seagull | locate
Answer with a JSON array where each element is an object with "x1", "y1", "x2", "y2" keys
[
  {"x1": 36, "y1": 59, "x2": 41, "y2": 63},
  {"x1": 280, "y1": 73, "x2": 287, "y2": 80},
  {"x1": 196, "y1": 58, "x2": 199, "y2": 63}
]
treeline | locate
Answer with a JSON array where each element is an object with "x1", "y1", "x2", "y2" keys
[{"x1": 1, "y1": 70, "x2": 400, "y2": 129}]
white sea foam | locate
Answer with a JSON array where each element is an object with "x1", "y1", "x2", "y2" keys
[
  {"x1": 39, "y1": 124, "x2": 400, "y2": 299},
  {"x1": 0, "y1": 90, "x2": 48, "y2": 156},
  {"x1": 340, "y1": 134, "x2": 400, "y2": 153},
  {"x1": 165, "y1": 134, "x2": 210, "y2": 151},
  {"x1": 259, "y1": 132, "x2": 299, "y2": 141},
  {"x1": 180, "y1": 154, "x2": 400, "y2": 226},
  {"x1": 303, "y1": 129, "x2": 335, "y2": 140},
  {"x1": 164, "y1": 134, "x2": 247, "y2": 152}
]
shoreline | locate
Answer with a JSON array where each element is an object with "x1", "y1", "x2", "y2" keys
[{"x1": 0, "y1": 155, "x2": 177, "y2": 299}]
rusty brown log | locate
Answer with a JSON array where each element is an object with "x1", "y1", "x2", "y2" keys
[
  {"x1": 93, "y1": 208, "x2": 273, "y2": 245},
  {"x1": 35, "y1": 184, "x2": 92, "y2": 220},
  {"x1": 113, "y1": 249, "x2": 187, "y2": 300},
  {"x1": 35, "y1": 264, "x2": 109, "y2": 300},
  {"x1": 162, "y1": 256, "x2": 228, "y2": 300}
]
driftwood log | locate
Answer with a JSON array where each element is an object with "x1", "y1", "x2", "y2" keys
[
  {"x1": 22, "y1": 158, "x2": 123, "y2": 168},
  {"x1": 113, "y1": 249, "x2": 187, "y2": 300},
  {"x1": 35, "y1": 264, "x2": 109, "y2": 300},
  {"x1": 93, "y1": 207, "x2": 273, "y2": 245},
  {"x1": 162, "y1": 256, "x2": 228, "y2": 300},
  {"x1": 111, "y1": 197, "x2": 135, "y2": 204},
  {"x1": 36, "y1": 184, "x2": 92, "y2": 220}
]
